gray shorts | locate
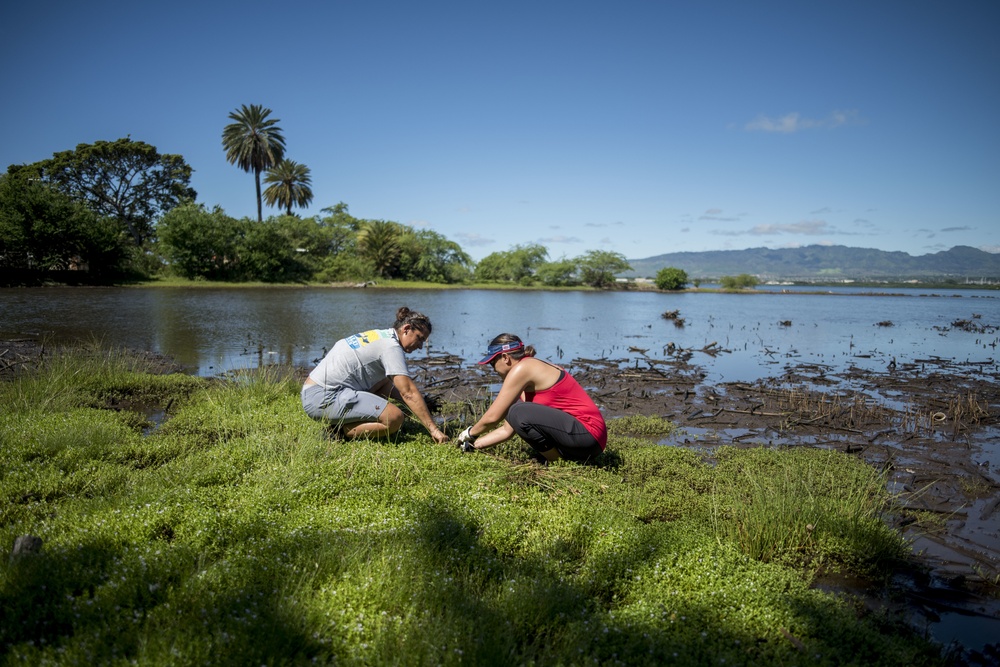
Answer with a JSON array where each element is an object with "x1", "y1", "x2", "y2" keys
[{"x1": 301, "y1": 383, "x2": 388, "y2": 425}]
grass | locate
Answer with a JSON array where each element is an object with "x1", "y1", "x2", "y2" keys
[
  {"x1": 0, "y1": 349, "x2": 945, "y2": 666},
  {"x1": 709, "y1": 447, "x2": 908, "y2": 570}
]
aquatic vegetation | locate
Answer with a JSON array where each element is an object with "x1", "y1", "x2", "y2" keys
[{"x1": 0, "y1": 350, "x2": 943, "y2": 665}]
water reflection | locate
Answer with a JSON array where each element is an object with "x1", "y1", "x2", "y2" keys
[{"x1": 1, "y1": 286, "x2": 997, "y2": 382}]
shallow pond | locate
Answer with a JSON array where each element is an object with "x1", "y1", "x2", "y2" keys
[{"x1": 1, "y1": 286, "x2": 997, "y2": 383}]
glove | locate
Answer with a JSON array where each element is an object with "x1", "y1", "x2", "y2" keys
[{"x1": 457, "y1": 426, "x2": 478, "y2": 452}]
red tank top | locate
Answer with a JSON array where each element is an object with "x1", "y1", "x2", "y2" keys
[{"x1": 523, "y1": 369, "x2": 607, "y2": 449}]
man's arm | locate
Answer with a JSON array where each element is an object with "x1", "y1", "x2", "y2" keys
[{"x1": 391, "y1": 375, "x2": 449, "y2": 443}]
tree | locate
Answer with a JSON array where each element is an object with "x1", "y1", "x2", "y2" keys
[
  {"x1": 474, "y1": 244, "x2": 549, "y2": 283},
  {"x1": 158, "y1": 203, "x2": 241, "y2": 280},
  {"x1": 576, "y1": 250, "x2": 632, "y2": 288},
  {"x1": 357, "y1": 220, "x2": 403, "y2": 278},
  {"x1": 535, "y1": 259, "x2": 579, "y2": 286},
  {"x1": 655, "y1": 267, "x2": 688, "y2": 291},
  {"x1": 263, "y1": 160, "x2": 313, "y2": 215},
  {"x1": 0, "y1": 169, "x2": 128, "y2": 274},
  {"x1": 319, "y1": 203, "x2": 362, "y2": 255},
  {"x1": 222, "y1": 104, "x2": 286, "y2": 223},
  {"x1": 22, "y1": 139, "x2": 195, "y2": 248},
  {"x1": 397, "y1": 228, "x2": 472, "y2": 283},
  {"x1": 235, "y1": 218, "x2": 308, "y2": 282}
]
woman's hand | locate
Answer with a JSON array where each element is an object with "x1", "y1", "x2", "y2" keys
[{"x1": 456, "y1": 426, "x2": 477, "y2": 452}]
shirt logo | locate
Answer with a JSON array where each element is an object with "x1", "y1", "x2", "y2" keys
[{"x1": 346, "y1": 329, "x2": 391, "y2": 350}]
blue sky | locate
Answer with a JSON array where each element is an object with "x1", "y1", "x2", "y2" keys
[{"x1": 2, "y1": 0, "x2": 997, "y2": 262}]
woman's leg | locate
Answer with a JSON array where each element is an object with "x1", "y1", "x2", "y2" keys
[{"x1": 506, "y1": 402, "x2": 603, "y2": 462}]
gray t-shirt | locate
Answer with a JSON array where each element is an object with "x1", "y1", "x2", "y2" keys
[{"x1": 308, "y1": 328, "x2": 410, "y2": 391}]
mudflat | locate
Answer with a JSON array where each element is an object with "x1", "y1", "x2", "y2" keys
[{"x1": 407, "y1": 345, "x2": 1000, "y2": 650}]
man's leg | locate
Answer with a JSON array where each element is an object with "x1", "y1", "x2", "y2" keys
[{"x1": 343, "y1": 402, "x2": 404, "y2": 439}]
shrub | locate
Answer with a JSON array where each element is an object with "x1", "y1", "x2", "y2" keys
[{"x1": 655, "y1": 267, "x2": 688, "y2": 291}]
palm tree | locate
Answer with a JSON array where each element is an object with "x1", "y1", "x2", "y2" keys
[
  {"x1": 263, "y1": 160, "x2": 314, "y2": 216},
  {"x1": 357, "y1": 220, "x2": 403, "y2": 278},
  {"x1": 222, "y1": 104, "x2": 286, "y2": 222}
]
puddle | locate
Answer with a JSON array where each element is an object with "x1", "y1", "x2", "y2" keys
[
  {"x1": 142, "y1": 407, "x2": 168, "y2": 435},
  {"x1": 932, "y1": 609, "x2": 1000, "y2": 653}
]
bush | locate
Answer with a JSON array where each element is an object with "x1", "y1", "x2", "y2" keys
[
  {"x1": 654, "y1": 267, "x2": 688, "y2": 291},
  {"x1": 720, "y1": 273, "x2": 760, "y2": 290}
]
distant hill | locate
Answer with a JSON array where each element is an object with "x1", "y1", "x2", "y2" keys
[{"x1": 623, "y1": 245, "x2": 1000, "y2": 282}]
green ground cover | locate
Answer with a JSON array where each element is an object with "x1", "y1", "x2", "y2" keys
[{"x1": 0, "y1": 349, "x2": 943, "y2": 665}]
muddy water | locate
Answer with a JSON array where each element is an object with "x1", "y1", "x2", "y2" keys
[{"x1": 1, "y1": 286, "x2": 997, "y2": 380}]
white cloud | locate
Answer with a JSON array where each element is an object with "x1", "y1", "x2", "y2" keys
[
  {"x1": 538, "y1": 235, "x2": 582, "y2": 244},
  {"x1": 980, "y1": 245, "x2": 1000, "y2": 254},
  {"x1": 454, "y1": 232, "x2": 494, "y2": 246},
  {"x1": 699, "y1": 209, "x2": 742, "y2": 222},
  {"x1": 713, "y1": 219, "x2": 835, "y2": 236},
  {"x1": 745, "y1": 109, "x2": 862, "y2": 133}
]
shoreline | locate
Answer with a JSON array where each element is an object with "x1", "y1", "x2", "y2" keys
[{"x1": 3, "y1": 277, "x2": 999, "y2": 295}]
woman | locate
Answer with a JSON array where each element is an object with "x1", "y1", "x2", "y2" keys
[
  {"x1": 457, "y1": 333, "x2": 607, "y2": 462},
  {"x1": 302, "y1": 307, "x2": 449, "y2": 443}
]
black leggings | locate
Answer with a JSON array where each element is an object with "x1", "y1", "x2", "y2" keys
[{"x1": 506, "y1": 402, "x2": 603, "y2": 463}]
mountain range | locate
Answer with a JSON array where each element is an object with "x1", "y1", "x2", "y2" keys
[{"x1": 624, "y1": 245, "x2": 1000, "y2": 282}]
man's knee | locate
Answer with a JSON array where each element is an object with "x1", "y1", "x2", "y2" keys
[{"x1": 381, "y1": 404, "x2": 405, "y2": 432}]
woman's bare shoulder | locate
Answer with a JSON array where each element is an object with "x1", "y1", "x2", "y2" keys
[{"x1": 518, "y1": 357, "x2": 561, "y2": 385}]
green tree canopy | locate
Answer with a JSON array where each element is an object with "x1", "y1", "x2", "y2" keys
[
  {"x1": 357, "y1": 220, "x2": 403, "y2": 278},
  {"x1": 158, "y1": 203, "x2": 241, "y2": 280},
  {"x1": 263, "y1": 160, "x2": 313, "y2": 216},
  {"x1": 474, "y1": 244, "x2": 549, "y2": 283},
  {"x1": 575, "y1": 250, "x2": 632, "y2": 288},
  {"x1": 159, "y1": 204, "x2": 310, "y2": 283},
  {"x1": 0, "y1": 169, "x2": 128, "y2": 274},
  {"x1": 222, "y1": 104, "x2": 286, "y2": 223},
  {"x1": 397, "y1": 228, "x2": 472, "y2": 283},
  {"x1": 237, "y1": 219, "x2": 311, "y2": 282},
  {"x1": 318, "y1": 203, "x2": 362, "y2": 255},
  {"x1": 535, "y1": 259, "x2": 580, "y2": 287},
  {"x1": 655, "y1": 267, "x2": 689, "y2": 291},
  {"x1": 17, "y1": 138, "x2": 195, "y2": 248}
]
